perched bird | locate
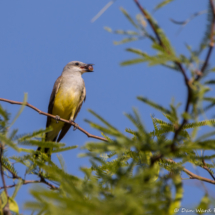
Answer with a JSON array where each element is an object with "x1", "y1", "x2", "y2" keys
[{"x1": 37, "y1": 61, "x2": 94, "y2": 154}]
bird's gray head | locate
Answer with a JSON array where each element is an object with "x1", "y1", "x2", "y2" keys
[{"x1": 62, "y1": 61, "x2": 94, "y2": 75}]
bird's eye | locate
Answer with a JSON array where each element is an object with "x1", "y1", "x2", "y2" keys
[{"x1": 75, "y1": 62, "x2": 79, "y2": 66}]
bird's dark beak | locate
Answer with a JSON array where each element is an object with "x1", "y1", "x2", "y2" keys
[{"x1": 80, "y1": 64, "x2": 94, "y2": 72}]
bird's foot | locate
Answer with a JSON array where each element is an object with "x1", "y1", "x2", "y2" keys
[
  {"x1": 55, "y1": 115, "x2": 60, "y2": 123},
  {"x1": 70, "y1": 120, "x2": 79, "y2": 131}
]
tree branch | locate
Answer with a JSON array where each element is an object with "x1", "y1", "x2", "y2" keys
[
  {"x1": 166, "y1": 159, "x2": 215, "y2": 185},
  {"x1": 1, "y1": 162, "x2": 58, "y2": 190},
  {"x1": 0, "y1": 98, "x2": 107, "y2": 142},
  {"x1": 202, "y1": 159, "x2": 215, "y2": 181},
  {"x1": 134, "y1": 0, "x2": 192, "y2": 164},
  {"x1": 134, "y1": 0, "x2": 163, "y2": 46},
  {"x1": 0, "y1": 179, "x2": 59, "y2": 190},
  {"x1": 133, "y1": 0, "x2": 191, "y2": 93},
  {"x1": 196, "y1": 0, "x2": 215, "y2": 81}
]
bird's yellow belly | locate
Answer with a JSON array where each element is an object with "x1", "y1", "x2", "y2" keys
[
  {"x1": 46, "y1": 87, "x2": 81, "y2": 141},
  {"x1": 53, "y1": 88, "x2": 80, "y2": 119}
]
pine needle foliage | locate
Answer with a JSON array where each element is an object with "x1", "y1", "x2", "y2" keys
[{"x1": 0, "y1": 1, "x2": 215, "y2": 215}]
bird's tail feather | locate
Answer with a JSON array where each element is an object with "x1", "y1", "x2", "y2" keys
[{"x1": 36, "y1": 136, "x2": 57, "y2": 157}]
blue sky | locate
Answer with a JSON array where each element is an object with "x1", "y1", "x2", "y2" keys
[{"x1": 0, "y1": 0, "x2": 214, "y2": 213}]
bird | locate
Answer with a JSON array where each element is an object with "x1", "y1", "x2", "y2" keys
[{"x1": 37, "y1": 61, "x2": 94, "y2": 155}]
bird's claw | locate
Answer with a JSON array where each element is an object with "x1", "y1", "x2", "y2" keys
[
  {"x1": 55, "y1": 115, "x2": 60, "y2": 123},
  {"x1": 70, "y1": 120, "x2": 79, "y2": 131}
]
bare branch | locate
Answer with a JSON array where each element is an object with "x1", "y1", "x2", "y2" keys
[
  {"x1": 170, "y1": 10, "x2": 207, "y2": 35},
  {"x1": 1, "y1": 161, "x2": 59, "y2": 190},
  {"x1": 170, "y1": 10, "x2": 207, "y2": 25},
  {"x1": 166, "y1": 159, "x2": 215, "y2": 185},
  {"x1": 91, "y1": 0, "x2": 117, "y2": 23},
  {"x1": 0, "y1": 98, "x2": 107, "y2": 142},
  {"x1": 202, "y1": 159, "x2": 215, "y2": 181},
  {"x1": 0, "y1": 179, "x2": 59, "y2": 190}
]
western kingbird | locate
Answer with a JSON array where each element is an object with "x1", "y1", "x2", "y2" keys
[{"x1": 37, "y1": 61, "x2": 94, "y2": 154}]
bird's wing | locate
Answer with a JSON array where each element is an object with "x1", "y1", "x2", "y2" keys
[
  {"x1": 57, "y1": 87, "x2": 86, "y2": 142},
  {"x1": 46, "y1": 76, "x2": 62, "y2": 128}
]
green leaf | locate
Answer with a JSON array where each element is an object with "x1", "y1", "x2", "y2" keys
[
  {"x1": 0, "y1": 134, "x2": 20, "y2": 152},
  {"x1": 126, "y1": 48, "x2": 146, "y2": 56},
  {"x1": 203, "y1": 97, "x2": 215, "y2": 102},
  {"x1": 52, "y1": 145, "x2": 78, "y2": 153},
  {"x1": 182, "y1": 119, "x2": 215, "y2": 129},
  {"x1": 104, "y1": 26, "x2": 139, "y2": 36},
  {"x1": 125, "y1": 108, "x2": 145, "y2": 133},
  {"x1": 113, "y1": 37, "x2": 138, "y2": 45},
  {"x1": 137, "y1": 97, "x2": 171, "y2": 114},
  {"x1": 57, "y1": 154, "x2": 66, "y2": 171},
  {"x1": 9, "y1": 129, "x2": 18, "y2": 141},
  {"x1": 18, "y1": 127, "x2": 52, "y2": 142},
  {"x1": 19, "y1": 140, "x2": 65, "y2": 148},
  {"x1": 185, "y1": 140, "x2": 215, "y2": 150},
  {"x1": 144, "y1": 9, "x2": 175, "y2": 55},
  {"x1": 10, "y1": 93, "x2": 28, "y2": 128},
  {"x1": 168, "y1": 175, "x2": 183, "y2": 215},
  {"x1": 181, "y1": 112, "x2": 192, "y2": 120},
  {"x1": 205, "y1": 80, "x2": 215, "y2": 85},
  {"x1": 121, "y1": 58, "x2": 145, "y2": 66},
  {"x1": 0, "y1": 191, "x2": 7, "y2": 209},
  {"x1": 104, "y1": 26, "x2": 112, "y2": 32},
  {"x1": 101, "y1": 132, "x2": 112, "y2": 142},
  {"x1": 88, "y1": 109, "x2": 118, "y2": 131},
  {"x1": 196, "y1": 194, "x2": 210, "y2": 214},
  {"x1": 8, "y1": 197, "x2": 19, "y2": 214},
  {"x1": 120, "y1": 7, "x2": 139, "y2": 29},
  {"x1": 154, "y1": 0, "x2": 175, "y2": 11},
  {"x1": 2, "y1": 157, "x2": 18, "y2": 177},
  {"x1": 115, "y1": 30, "x2": 139, "y2": 35},
  {"x1": 0, "y1": 105, "x2": 10, "y2": 122},
  {"x1": 125, "y1": 48, "x2": 179, "y2": 67},
  {"x1": 196, "y1": 131, "x2": 215, "y2": 141},
  {"x1": 12, "y1": 179, "x2": 23, "y2": 199},
  {"x1": 196, "y1": 2, "x2": 214, "y2": 54}
]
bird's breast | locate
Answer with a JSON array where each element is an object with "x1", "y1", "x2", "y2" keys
[{"x1": 52, "y1": 76, "x2": 84, "y2": 120}]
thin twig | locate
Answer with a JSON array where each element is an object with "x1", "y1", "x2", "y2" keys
[
  {"x1": 202, "y1": 159, "x2": 215, "y2": 181},
  {"x1": 1, "y1": 162, "x2": 59, "y2": 190},
  {"x1": 170, "y1": 10, "x2": 207, "y2": 25},
  {"x1": 0, "y1": 179, "x2": 59, "y2": 190},
  {"x1": 39, "y1": 174, "x2": 58, "y2": 190},
  {"x1": 170, "y1": 10, "x2": 207, "y2": 35},
  {"x1": 166, "y1": 159, "x2": 215, "y2": 185},
  {"x1": 196, "y1": 0, "x2": 215, "y2": 81},
  {"x1": 91, "y1": 0, "x2": 117, "y2": 23},
  {"x1": 0, "y1": 98, "x2": 107, "y2": 142}
]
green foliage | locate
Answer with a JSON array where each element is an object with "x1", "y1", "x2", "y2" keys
[
  {"x1": 154, "y1": 0, "x2": 175, "y2": 11},
  {"x1": 137, "y1": 96, "x2": 171, "y2": 114},
  {"x1": 196, "y1": 1, "x2": 214, "y2": 54},
  {"x1": 0, "y1": 2, "x2": 215, "y2": 215},
  {"x1": 196, "y1": 194, "x2": 210, "y2": 214},
  {"x1": 121, "y1": 47, "x2": 179, "y2": 67}
]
